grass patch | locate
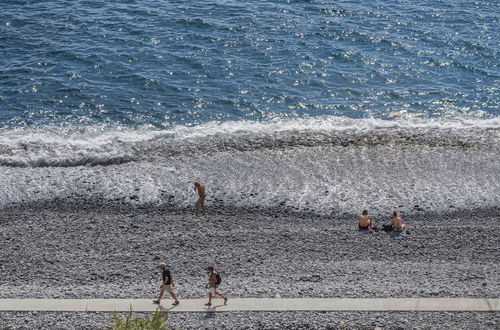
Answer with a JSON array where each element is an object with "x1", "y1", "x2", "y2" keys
[{"x1": 106, "y1": 308, "x2": 170, "y2": 330}]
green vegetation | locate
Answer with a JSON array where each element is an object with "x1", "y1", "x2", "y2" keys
[{"x1": 107, "y1": 308, "x2": 170, "y2": 330}]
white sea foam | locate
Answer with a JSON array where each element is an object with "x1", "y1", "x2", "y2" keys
[
  {"x1": 1, "y1": 116, "x2": 499, "y2": 148},
  {"x1": 0, "y1": 117, "x2": 498, "y2": 215},
  {"x1": 0, "y1": 116, "x2": 498, "y2": 167},
  {"x1": 166, "y1": 116, "x2": 500, "y2": 140}
]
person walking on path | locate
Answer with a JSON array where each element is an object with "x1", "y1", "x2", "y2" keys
[
  {"x1": 194, "y1": 182, "x2": 206, "y2": 216},
  {"x1": 153, "y1": 263, "x2": 180, "y2": 305},
  {"x1": 205, "y1": 266, "x2": 228, "y2": 306}
]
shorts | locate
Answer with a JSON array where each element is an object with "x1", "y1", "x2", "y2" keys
[
  {"x1": 207, "y1": 284, "x2": 218, "y2": 294},
  {"x1": 161, "y1": 284, "x2": 174, "y2": 294}
]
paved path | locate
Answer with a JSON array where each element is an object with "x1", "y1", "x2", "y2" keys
[{"x1": 0, "y1": 298, "x2": 499, "y2": 313}]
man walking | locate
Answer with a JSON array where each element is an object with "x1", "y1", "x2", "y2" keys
[
  {"x1": 153, "y1": 263, "x2": 180, "y2": 305},
  {"x1": 205, "y1": 266, "x2": 228, "y2": 306}
]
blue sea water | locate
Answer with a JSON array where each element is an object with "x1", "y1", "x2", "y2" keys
[
  {"x1": 0, "y1": 0, "x2": 498, "y2": 214},
  {"x1": 0, "y1": 0, "x2": 498, "y2": 127}
]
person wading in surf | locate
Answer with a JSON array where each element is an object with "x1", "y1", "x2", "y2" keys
[{"x1": 194, "y1": 182, "x2": 206, "y2": 216}]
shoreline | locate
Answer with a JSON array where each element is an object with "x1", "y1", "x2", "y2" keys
[{"x1": 3, "y1": 202, "x2": 499, "y2": 221}]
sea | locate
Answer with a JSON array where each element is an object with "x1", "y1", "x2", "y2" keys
[{"x1": 0, "y1": 0, "x2": 498, "y2": 216}]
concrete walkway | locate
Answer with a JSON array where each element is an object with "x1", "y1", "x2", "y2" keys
[{"x1": 0, "y1": 298, "x2": 499, "y2": 313}]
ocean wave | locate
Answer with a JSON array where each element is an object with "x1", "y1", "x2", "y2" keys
[
  {"x1": 0, "y1": 117, "x2": 498, "y2": 168},
  {"x1": 0, "y1": 117, "x2": 498, "y2": 215}
]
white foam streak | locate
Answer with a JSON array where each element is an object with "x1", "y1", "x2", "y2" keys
[
  {"x1": 2, "y1": 116, "x2": 499, "y2": 145},
  {"x1": 166, "y1": 116, "x2": 500, "y2": 139},
  {"x1": 0, "y1": 116, "x2": 498, "y2": 167}
]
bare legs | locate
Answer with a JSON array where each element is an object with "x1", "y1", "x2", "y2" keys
[
  {"x1": 206, "y1": 290, "x2": 228, "y2": 306},
  {"x1": 169, "y1": 292, "x2": 180, "y2": 304},
  {"x1": 155, "y1": 286, "x2": 165, "y2": 303},
  {"x1": 196, "y1": 197, "x2": 205, "y2": 216},
  {"x1": 154, "y1": 285, "x2": 180, "y2": 305}
]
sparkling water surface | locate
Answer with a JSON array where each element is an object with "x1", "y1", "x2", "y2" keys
[
  {"x1": 0, "y1": 0, "x2": 498, "y2": 214},
  {"x1": 0, "y1": 0, "x2": 498, "y2": 127}
]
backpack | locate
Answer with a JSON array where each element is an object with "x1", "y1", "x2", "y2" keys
[
  {"x1": 215, "y1": 272, "x2": 222, "y2": 285},
  {"x1": 382, "y1": 224, "x2": 393, "y2": 232}
]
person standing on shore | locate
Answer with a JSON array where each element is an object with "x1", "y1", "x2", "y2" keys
[
  {"x1": 153, "y1": 263, "x2": 180, "y2": 305},
  {"x1": 194, "y1": 182, "x2": 206, "y2": 216},
  {"x1": 204, "y1": 266, "x2": 228, "y2": 306}
]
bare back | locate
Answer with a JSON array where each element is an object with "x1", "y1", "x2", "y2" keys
[
  {"x1": 391, "y1": 216, "x2": 404, "y2": 230},
  {"x1": 196, "y1": 183, "x2": 206, "y2": 198},
  {"x1": 358, "y1": 215, "x2": 371, "y2": 227},
  {"x1": 209, "y1": 271, "x2": 217, "y2": 284}
]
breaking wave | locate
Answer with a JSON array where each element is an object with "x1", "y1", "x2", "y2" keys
[{"x1": 0, "y1": 117, "x2": 498, "y2": 216}]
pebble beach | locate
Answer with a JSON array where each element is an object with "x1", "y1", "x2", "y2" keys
[
  {"x1": 1, "y1": 0, "x2": 499, "y2": 328},
  {"x1": 1, "y1": 207, "x2": 498, "y2": 328}
]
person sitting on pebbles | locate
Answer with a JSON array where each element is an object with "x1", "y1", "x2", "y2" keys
[
  {"x1": 358, "y1": 209, "x2": 372, "y2": 232},
  {"x1": 391, "y1": 210, "x2": 406, "y2": 232}
]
